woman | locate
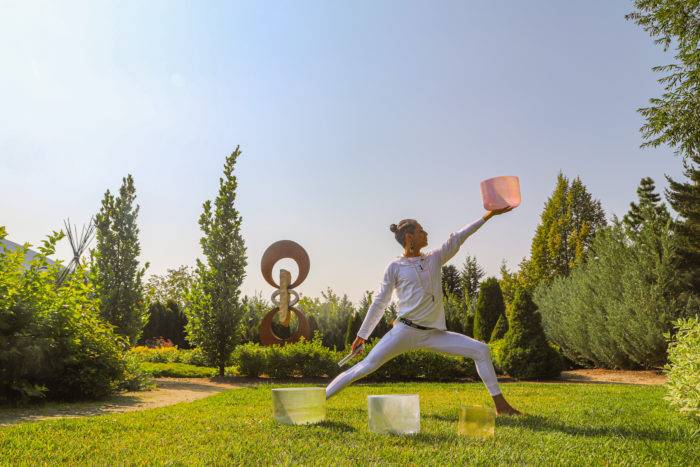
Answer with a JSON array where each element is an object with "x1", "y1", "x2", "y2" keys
[{"x1": 325, "y1": 207, "x2": 521, "y2": 416}]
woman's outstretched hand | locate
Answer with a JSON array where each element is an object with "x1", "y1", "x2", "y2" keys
[
  {"x1": 351, "y1": 336, "x2": 366, "y2": 353},
  {"x1": 483, "y1": 206, "x2": 514, "y2": 221}
]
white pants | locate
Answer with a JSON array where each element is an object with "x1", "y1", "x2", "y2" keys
[{"x1": 326, "y1": 322, "x2": 502, "y2": 399}]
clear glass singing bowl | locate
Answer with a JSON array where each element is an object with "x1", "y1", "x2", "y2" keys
[
  {"x1": 367, "y1": 394, "x2": 421, "y2": 435},
  {"x1": 271, "y1": 387, "x2": 326, "y2": 425}
]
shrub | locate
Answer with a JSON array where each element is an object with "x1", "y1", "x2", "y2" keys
[
  {"x1": 534, "y1": 218, "x2": 690, "y2": 369},
  {"x1": 128, "y1": 346, "x2": 208, "y2": 366},
  {"x1": 663, "y1": 317, "x2": 700, "y2": 421},
  {"x1": 119, "y1": 353, "x2": 156, "y2": 391},
  {"x1": 230, "y1": 332, "x2": 490, "y2": 382},
  {"x1": 473, "y1": 277, "x2": 505, "y2": 342},
  {"x1": 140, "y1": 362, "x2": 218, "y2": 378},
  {"x1": 233, "y1": 342, "x2": 270, "y2": 377},
  {"x1": 367, "y1": 349, "x2": 477, "y2": 382},
  {"x1": 500, "y1": 288, "x2": 562, "y2": 379},
  {"x1": 232, "y1": 334, "x2": 338, "y2": 378},
  {"x1": 1, "y1": 229, "x2": 129, "y2": 403}
]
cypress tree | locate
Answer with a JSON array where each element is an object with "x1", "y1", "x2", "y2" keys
[
  {"x1": 500, "y1": 287, "x2": 562, "y2": 379},
  {"x1": 92, "y1": 174, "x2": 148, "y2": 344},
  {"x1": 185, "y1": 147, "x2": 248, "y2": 376},
  {"x1": 473, "y1": 277, "x2": 505, "y2": 342},
  {"x1": 490, "y1": 312, "x2": 508, "y2": 341}
]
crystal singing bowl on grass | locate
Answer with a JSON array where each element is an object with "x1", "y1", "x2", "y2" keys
[
  {"x1": 480, "y1": 175, "x2": 521, "y2": 211},
  {"x1": 272, "y1": 388, "x2": 326, "y2": 425},
  {"x1": 458, "y1": 405, "x2": 496, "y2": 438},
  {"x1": 367, "y1": 394, "x2": 420, "y2": 435}
]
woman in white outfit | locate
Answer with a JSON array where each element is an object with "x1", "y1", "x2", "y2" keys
[{"x1": 325, "y1": 207, "x2": 521, "y2": 416}]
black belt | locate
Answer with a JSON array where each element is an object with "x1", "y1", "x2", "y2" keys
[{"x1": 397, "y1": 317, "x2": 434, "y2": 330}]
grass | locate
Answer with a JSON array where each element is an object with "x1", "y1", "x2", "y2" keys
[
  {"x1": 140, "y1": 362, "x2": 220, "y2": 378},
  {"x1": 0, "y1": 382, "x2": 697, "y2": 464}
]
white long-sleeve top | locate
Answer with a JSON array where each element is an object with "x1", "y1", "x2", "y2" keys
[{"x1": 356, "y1": 217, "x2": 487, "y2": 340}]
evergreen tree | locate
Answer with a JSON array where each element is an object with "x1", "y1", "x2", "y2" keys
[
  {"x1": 441, "y1": 265, "x2": 462, "y2": 299},
  {"x1": 444, "y1": 290, "x2": 469, "y2": 334},
  {"x1": 666, "y1": 165, "x2": 700, "y2": 301},
  {"x1": 185, "y1": 147, "x2": 248, "y2": 376},
  {"x1": 344, "y1": 291, "x2": 372, "y2": 349},
  {"x1": 623, "y1": 177, "x2": 670, "y2": 236},
  {"x1": 298, "y1": 288, "x2": 355, "y2": 350},
  {"x1": 498, "y1": 259, "x2": 524, "y2": 308},
  {"x1": 140, "y1": 300, "x2": 188, "y2": 348},
  {"x1": 520, "y1": 172, "x2": 606, "y2": 291},
  {"x1": 628, "y1": 1, "x2": 700, "y2": 309},
  {"x1": 500, "y1": 287, "x2": 562, "y2": 379},
  {"x1": 459, "y1": 254, "x2": 484, "y2": 336},
  {"x1": 490, "y1": 313, "x2": 508, "y2": 341},
  {"x1": 472, "y1": 277, "x2": 505, "y2": 342},
  {"x1": 92, "y1": 174, "x2": 148, "y2": 344},
  {"x1": 459, "y1": 254, "x2": 484, "y2": 302}
]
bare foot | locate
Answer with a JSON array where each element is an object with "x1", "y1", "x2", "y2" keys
[
  {"x1": 496, "y1": 405, "x2": 522, "y2": 416},
  {"x1": 492, "y1": 393, "x2": 522, "y2": 416}
]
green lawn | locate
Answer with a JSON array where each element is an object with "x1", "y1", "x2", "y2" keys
[
  {"x1": 140, "y1": 362, "x2": 220, "y2": 378},
  {"x1": 0, "y1": 382, "x2": 697, "y2": 464}
]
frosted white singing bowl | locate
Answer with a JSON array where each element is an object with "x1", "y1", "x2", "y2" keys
[
  {"x1": 480, "y1": 175, "x2": 521, "y2": 211},
  {"x1": 457, "y1": 405, "x2": 495, "y2": 438},
  {"x1": 272, "y1": 388, "x2": 326, "y2": 425},
  {"x1": 367, "y1": 394, "x2": 420, "y2": 435}
]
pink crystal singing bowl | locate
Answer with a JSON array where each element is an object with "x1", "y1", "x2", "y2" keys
[{"x1": 480, "y1": 176, "x2": 521, "y2": 211}]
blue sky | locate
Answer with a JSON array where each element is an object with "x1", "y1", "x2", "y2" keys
[{"x1": 0, "y1": 1, "x2": 685, "y2": 303}]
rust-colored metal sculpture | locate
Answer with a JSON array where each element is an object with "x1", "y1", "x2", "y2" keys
[{"x1": 259, "y1": 240, "x2": 312, "y2": 346}]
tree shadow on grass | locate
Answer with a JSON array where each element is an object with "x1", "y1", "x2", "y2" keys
[
  {"x1": 0, "y1": 393, "x2": 146, "y2": 426},
  {"x1": 0, "y1": 378, "x2": 240, "y2": 427},
  {"x1": 497, "y1": 413, "x2": 690, "y2": 442}
]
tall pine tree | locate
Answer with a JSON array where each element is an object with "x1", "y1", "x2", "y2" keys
[
  {"x1": 623, "y1": 177, "x2": 670, "y2": 236},
  {"x1": 185, "y1": 147, "x2": 248, "y2": 376},
  {"x1": 92, "y1": 174, "x2": 148, "y2": 344},
  {"x1": 441, "y1": 264, "x2": 462, "y2": 299},
  {"x1": 459, "y1": 254, "x2": 485, "y2": 303},
  {"x1": 520, "y1": 172, "x2": 606, "y2": 291},
  {"x1": 628, "y1": 1, "x2": 700, "y2": 308}
]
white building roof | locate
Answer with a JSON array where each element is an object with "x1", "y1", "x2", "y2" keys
[{"x1": 0, "y1": 238, "x2": 56, "y2": 269}]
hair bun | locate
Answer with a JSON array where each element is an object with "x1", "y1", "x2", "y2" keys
[{"x1": 389, "y1": 224, "x2": 398, "y2": 233}]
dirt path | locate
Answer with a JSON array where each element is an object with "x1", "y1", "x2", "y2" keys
[
  {"x1": 0, "y1": 378, "x2": 243, "y2": 427},
  {"x1": 558, "y1": 369, "x2": 666, "y2": 385}
]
